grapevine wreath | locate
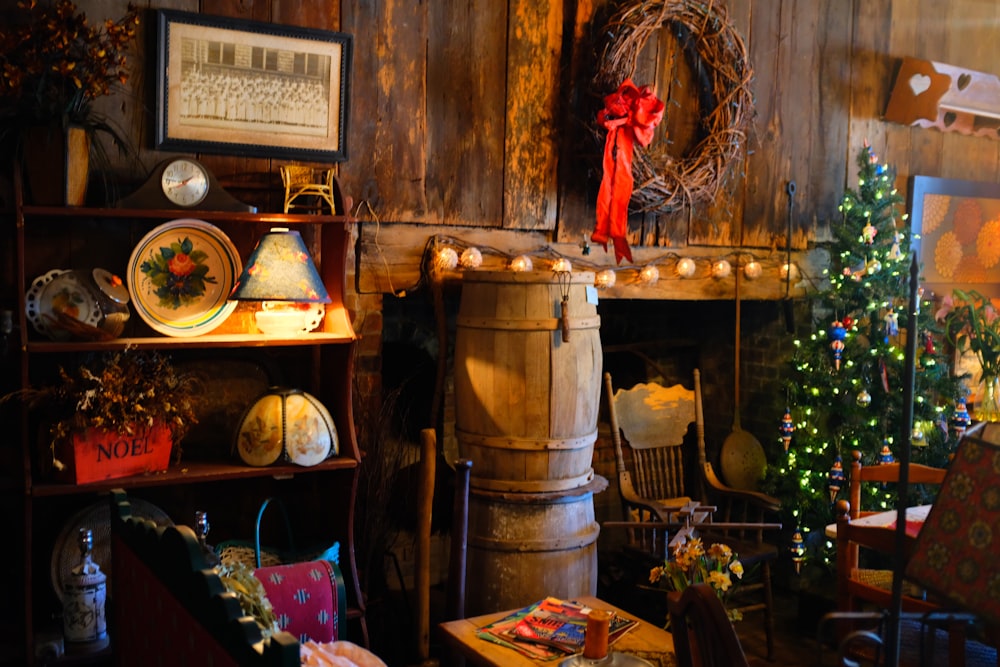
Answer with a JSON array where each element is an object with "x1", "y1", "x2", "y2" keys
[{"x1": 592, "y1": 0, "x2": 755, "y2": 214}]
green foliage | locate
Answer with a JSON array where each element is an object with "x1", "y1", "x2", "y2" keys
[{"x1": 763, "y1": 145, "x2": 962, "y2": 569}]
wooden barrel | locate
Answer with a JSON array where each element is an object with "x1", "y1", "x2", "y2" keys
[
  {"x1": 464, "y1": 477, "x2": 607, "y2": 615},
  {"x1": 454, "y1": 271, "x2": 602, "y2": 493}
]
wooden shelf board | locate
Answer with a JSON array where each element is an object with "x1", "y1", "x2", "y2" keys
[
  {"x1": 21, "y1": 205, "x2": 353, "y2": 226},
  {"x1": 25, "y1": 331, "x2": 357, "y2": 353},
  {"x1": 30, "y1": 457, "x2": 359, "y2": 497}
]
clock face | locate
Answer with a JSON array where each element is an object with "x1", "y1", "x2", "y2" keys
[{"x1": 161, "y1": 159, "x2": 209, "y2": 207}]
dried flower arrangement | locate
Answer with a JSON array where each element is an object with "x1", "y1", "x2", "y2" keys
[
  {"x1": 1, "y1": 348, "x2": 199, "y2": 470},
  {"x1": 0, "y1": 0, "x2": 140, "y2": 129},
  {"x1": 216, "y1": 561, "x2": 280, "y2": 638}
]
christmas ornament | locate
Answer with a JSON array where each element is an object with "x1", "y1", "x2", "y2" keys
[
  {"x1": 510, "y1": 255, "x2": 533, "y2": 272},
  {"x1": 879, "y1": 442, "x2": 894, "y2": 464},
  {"x1": 779, "y1": 408, "x2": 794, "y2": 451},
  {"x1": 459, "y1": 247, "x2": 483, "y2": 269},
  {"x1": 861, "y1": 221, "x2": 877, "y2": 245},
  {"x1": 828, "y1": 456, "x2": 845, "y2": 502},
  {"x1": 867, "y1": 258, "x2": 882, "y2": 275},
  {"x1": 830, "y1": 319, "x2": 847, "y2": 370},
  {"x1": 856, "y1": 389, "x2": 871, "y2": 407},
  {"x1": 889, "y1": 230, "x2": 903, "y2": 260},
  {"x1": 952, "y1": 398, "x2": 971, "y2": 438},
  {"x1": 789, "y1": 529, "x2": 806, "y2": 574},
  {"x1": 883, "y1": 306, "x2": 898, "y2": 342},
  {"x1": 676, "y1": 257, "x2": 696, "y2": 278},
  {"x1": 923, "y1": 330, "x2": 936, "y2": 355},
  {"x1": 911, "y1": 426, "x2": 925, "y2": 446}
]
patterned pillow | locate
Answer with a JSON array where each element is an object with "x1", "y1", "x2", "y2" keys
[
  {"x1": 906, "y1": 422, "x2": 1000, "y2": 627},
  {"x1": 255, "y1": 560, "x2": 344, "y2": 643}
]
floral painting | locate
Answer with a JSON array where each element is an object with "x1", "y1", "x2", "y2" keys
[
  {"x1": 139, "y1": 235, "x2": 218, "y2": 309},
  {"x1": 910, "y1": 175, "x2": 1000, "y2": 299}
]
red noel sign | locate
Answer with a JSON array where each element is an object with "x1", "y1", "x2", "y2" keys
[{"x1": 592, "y1": 80, "x2": 665, "y2": 264}]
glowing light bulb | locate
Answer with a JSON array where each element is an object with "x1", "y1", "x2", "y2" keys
[
  {"x1": 510, "y1": 255, "x2": 533, "y2": 272},
  {"x1": 459, "y1": 247, "x2": 483, "y2": 269},
  {"x1": 433, "y1": 247, "x2": 458, "y2": 272},
  {"x1": 712, "y1": 259, "x2": 732, "y2": 279},
  {"x1": 638, "y1": 264, "x2": 660, "y2": 285},
  {"x1": 551, "y1": 258, "x2": 573, "y2": 273},
  {"x1": 595, "y1": 269, "x2": 617, "y2": 289},
  {"x1": 676, "y1": 257, "x2": 696, "y2": 278},
  {"x1": 781, "y1": 263, "x2": 800, "y2": 282},
  {"x1": 743, "y1": 260, "x2": 762, "y2": 280}
]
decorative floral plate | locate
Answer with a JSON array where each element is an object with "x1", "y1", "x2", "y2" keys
[
  {"x1": 127, "y1": 219, "x2": 241, "y2": 337},
  {"x1": 25, "y1": 269, "x2": 102, "y2": 340}
]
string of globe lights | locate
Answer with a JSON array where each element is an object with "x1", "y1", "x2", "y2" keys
[{"x1": 422, "y1": 233, "x2": 818, "y2": 291}]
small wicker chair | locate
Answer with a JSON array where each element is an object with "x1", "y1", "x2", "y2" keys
[{"x1": 281, "y1": 165, "x2": 337, "y2": 214}]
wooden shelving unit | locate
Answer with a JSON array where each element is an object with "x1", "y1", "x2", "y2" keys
[{"x1": 5, "y1": 174, "x2": 367, "y2": 665}]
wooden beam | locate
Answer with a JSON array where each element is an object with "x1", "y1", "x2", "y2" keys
[{"x1": 356, "y1": 223, "x2": 829, "y2": 300}]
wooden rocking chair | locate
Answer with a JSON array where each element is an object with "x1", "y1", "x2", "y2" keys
[{"x1": 603, "y1": 369, "x2": 782, "y2": 659}]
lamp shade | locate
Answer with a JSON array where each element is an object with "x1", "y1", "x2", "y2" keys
[
  {"x1": 234, "y1": 387, "x2": 338, "y2": 467},
  {"x1": 229, "y1": 228, "x2": 331, "y2": 303}
]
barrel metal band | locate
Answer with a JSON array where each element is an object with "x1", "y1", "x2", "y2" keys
[
  {"x1": 455, "y1": 315, "x2": 601, "y2": 331},
  {"x1": 469, "y1": 469, "x2": 594, "y2": 493},
  {"x1": 469, "y1": 521, "x2": 601, "y2": 552},
  {"x1": 455, "y1": 429, "x2": 597, "y2": 451}
]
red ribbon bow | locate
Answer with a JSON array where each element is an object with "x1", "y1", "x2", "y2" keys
[{"x1": 592, "y1": 80, "x2": 665, "y2": 264}]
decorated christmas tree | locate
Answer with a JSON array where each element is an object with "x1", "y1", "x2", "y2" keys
[{"x1": 765, "y1": 144, "x2": 962, "y2": 572}]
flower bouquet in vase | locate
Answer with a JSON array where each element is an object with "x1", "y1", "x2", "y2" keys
[
  {"x1": 938, "y1": 289, "x2": 1000, "y2": 421},
  {"x1": 648, "y1": 536, "x2": 744, "y2": 626}
]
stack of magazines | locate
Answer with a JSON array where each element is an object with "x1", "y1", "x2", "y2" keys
[{"x1": 476, "y1": 597, "x2": 639, "y2": 661}]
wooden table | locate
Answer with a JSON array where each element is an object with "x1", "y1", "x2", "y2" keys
[
  {"x1": 438, "y1": 595, "x2": 677, "y2": 667},
  {"x1": 824, "y1": 505, "x2": 932, "y2": 539}
]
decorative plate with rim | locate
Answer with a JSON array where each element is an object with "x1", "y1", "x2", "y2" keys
[
  {"x1": 127, "y1": 219, "x2": 241, "y2": 337},
  {"x1": 25, "y1": 269, "x2": 102, "y2": 340},
  {"x1": 51, "y1": 497, "x2": 173, "y2": 601}
]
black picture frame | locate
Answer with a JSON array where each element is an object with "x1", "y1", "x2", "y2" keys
[
  {"x1": 909, "y1": 174, "x2": 1000, "y2": 300},
  {"x1": 155, "y1": 10, "x2": 351, "y2": 162}
]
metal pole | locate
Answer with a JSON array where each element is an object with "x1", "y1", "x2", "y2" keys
[{"x1": 887, "y1": 254, "x2": 920, "y2": 665}]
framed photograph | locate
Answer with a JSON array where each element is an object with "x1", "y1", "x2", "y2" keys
[
  {"x1": 909, "y1": 175, "x2": 1000, "y2": 300},
  {"x1": 155, "y1": 10, "x2": 351, "y2": 162}
]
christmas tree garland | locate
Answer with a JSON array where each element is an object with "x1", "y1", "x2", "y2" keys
[{"x1": 592, "y1": 0, "x2": 754, "y2": 213}]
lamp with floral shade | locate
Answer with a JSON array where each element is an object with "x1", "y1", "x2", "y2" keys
[{"x1": 229, "y1": 228, "x2": 331, "y2": 336}]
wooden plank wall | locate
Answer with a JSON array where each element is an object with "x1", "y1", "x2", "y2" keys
[
  {"x1": 338, "y1": 0, "x2": 1000, "y2": 299},
  {"x1": 72, "y1": 0, "x2": 1000, "y2": 299}
]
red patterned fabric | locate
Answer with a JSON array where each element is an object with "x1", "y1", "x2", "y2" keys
[
  {"x1": 906, "y1": 424, "x2": 1000, "y2": 627},
  {"x1": 593, "y1": 79, "x2": 665, "y2": 265},
  {"x1": 255, "y1": 561, "x2": 340, "y2": 643}
]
